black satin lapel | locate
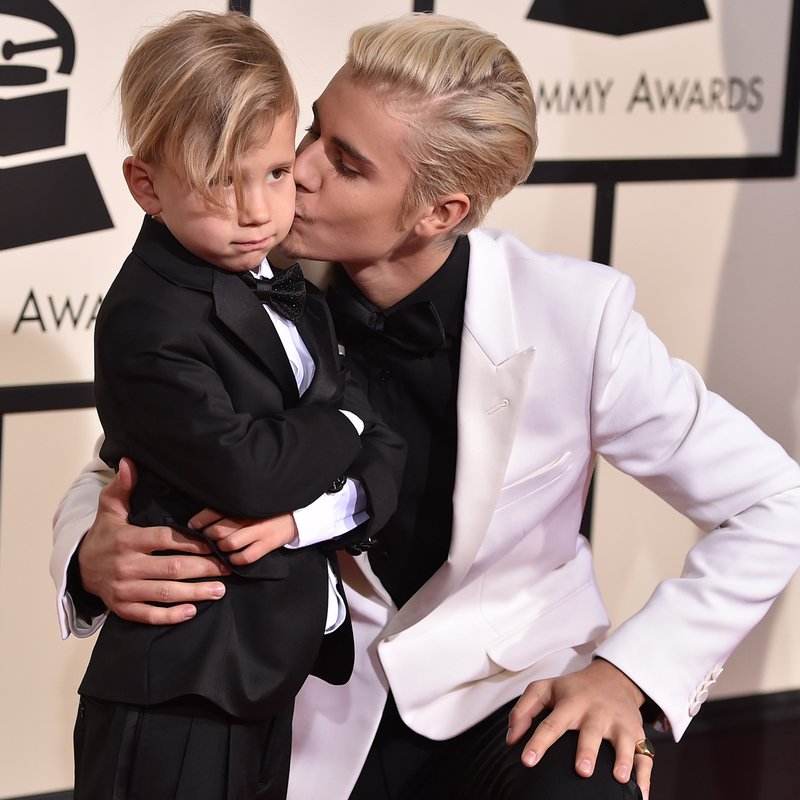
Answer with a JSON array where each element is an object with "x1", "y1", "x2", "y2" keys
[
  {"x1": 295, "y1": 290, "x2": 343, "y2": 406},
  {"x1": 212, "y1": 270, "x2": 299, "y2": 405}
]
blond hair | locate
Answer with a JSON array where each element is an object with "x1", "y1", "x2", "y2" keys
[
  {"x1": 347, "y1": 13, "x2": 537, "y2": 236},
  {"x1": 120, "y1": 10, "x2": 297, "y2": 206}
]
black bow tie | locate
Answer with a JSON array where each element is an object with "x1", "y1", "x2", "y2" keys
[
  {"x1": 327, "y1": 286, "x2": 448, "y2": 356},
  {"x1": 240, "y1": 264, "x2": 306, "y2": 323}
]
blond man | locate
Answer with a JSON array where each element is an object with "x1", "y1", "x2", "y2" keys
[{"x1": 54, "y1": 13, "x2": 800, "y2": 800}]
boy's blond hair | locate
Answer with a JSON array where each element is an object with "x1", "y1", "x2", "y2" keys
[
  {"x1": 120, "y1": 10, "x2": 297, "y2": 206},
  {"x1": 347, "y1": 13, "x2": 537, "y2": 236}
]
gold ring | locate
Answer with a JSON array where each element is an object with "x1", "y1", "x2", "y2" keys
[{"x1": 634, "y1": 738, "x2": 655, "y2": 759}]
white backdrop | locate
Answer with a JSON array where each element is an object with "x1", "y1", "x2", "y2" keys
[{"x1": 1, "y1": 1, "x2": 798, "y2": 796}]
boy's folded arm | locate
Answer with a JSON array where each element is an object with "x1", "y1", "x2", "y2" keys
[
  {"x1": 96, "y1": 316, "x2": 364, "y2": 519},
  {"x1": 331, "y1": 368, "x2": 408, "y2": 544}
]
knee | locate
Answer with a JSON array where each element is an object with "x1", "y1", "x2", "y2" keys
[{"x1": 502, "y1": 734, "x2": 641, "y2": 799}]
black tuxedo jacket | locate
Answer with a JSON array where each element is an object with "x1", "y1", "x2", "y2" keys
[{"x1": 79, "y1": 216, "x2": 405, "y2": 719}]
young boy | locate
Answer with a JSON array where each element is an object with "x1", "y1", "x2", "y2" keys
[{"x1": 73, "y1": 11, "x2": 404, "y2": 800}]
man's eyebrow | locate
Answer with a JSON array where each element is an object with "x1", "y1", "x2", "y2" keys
[{"x1": 312, "y1": 101, "x2": 375, "y2": 169}]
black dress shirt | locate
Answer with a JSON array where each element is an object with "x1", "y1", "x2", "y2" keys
[{"x1": 327, "y1": 237, "x2": 470, "y2": 608}]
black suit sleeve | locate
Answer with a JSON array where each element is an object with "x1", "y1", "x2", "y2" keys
[
  {"x1": 294, "y1": 283, "x2": 406, "y2": 548},
  {"x1": 95, "y1": 299, "x2": 362, "y2": 520},
  {"x1": 327, "y1": 368, "x2": 407, "y2": 549}
]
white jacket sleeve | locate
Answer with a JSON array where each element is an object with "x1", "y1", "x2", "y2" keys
[
  {"x1": 50, "y1": 435, "x2": 113, "y2": 639},
  {"x1": 588, "y1": 275, "x2": 800, "y2": 739}
]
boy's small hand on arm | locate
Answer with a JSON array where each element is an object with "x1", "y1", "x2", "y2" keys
[
  {"x1": 78, "y1": 457, "x2": 230, "y2": 624},
  {"x1": 190, "y1": 509, "x2": 298, "y2": 565},
  {"x1": 507, "y1": 658, "x2": 653, "y2": 798}
]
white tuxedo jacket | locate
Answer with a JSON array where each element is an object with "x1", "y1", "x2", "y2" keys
[{"x1": 52, "y1": 229, "x2": 800, "y2": 800}]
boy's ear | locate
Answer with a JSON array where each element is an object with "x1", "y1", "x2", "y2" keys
[
  {"x1": 122, "y1": 156, "x2": 161, "y2": 215},
  {"x1": 413, "y1": 193, "x2": 470, "y2": 239}
]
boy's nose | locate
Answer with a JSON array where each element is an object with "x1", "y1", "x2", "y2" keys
[{"x1": 238, "y1": 190, "x2": 271, "y2": 226}]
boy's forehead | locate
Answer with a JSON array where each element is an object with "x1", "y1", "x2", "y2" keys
[{"x1": 244, "y1": 109, "x2": 296, "y2": 148}]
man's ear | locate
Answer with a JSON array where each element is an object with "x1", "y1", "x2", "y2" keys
[
  {"x1": 122, "y1": 156, "x2": 161, "y2": 215},
  {"x1": 414, "y1": 193, "x2": 470, "y2": 239}
]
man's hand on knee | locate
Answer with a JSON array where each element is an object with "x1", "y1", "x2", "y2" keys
[{"x1": 506, "y1": 658, "x2": 653, "y2": 798}]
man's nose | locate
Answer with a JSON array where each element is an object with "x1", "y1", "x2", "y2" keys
[{"x1": 293, "y1": 136, "x2": 322, "y2": 193}]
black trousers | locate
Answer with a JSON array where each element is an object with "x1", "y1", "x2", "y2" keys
[
  {"x1": 349, "y1": 695, "x2": 643, "y2": 800},
  {"x1": 73, "y1": 695, "x2": 293, "y2": 800}
]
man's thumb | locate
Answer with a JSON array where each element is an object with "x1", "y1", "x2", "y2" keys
[{"x1": 115, "y1": 456, "x2": 138, "y2": 494}]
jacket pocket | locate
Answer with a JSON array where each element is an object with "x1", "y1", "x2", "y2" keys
[
  {"x1": 485, "y1": 579, "x2": 609, "y2": 672},
  {"x1": 495, "y1": 451, "x2": 572, "y2": 511}
]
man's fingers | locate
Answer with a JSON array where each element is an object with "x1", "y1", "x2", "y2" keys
[
  {"x1": 634, "y1": 752, "x2": 654, "y2": 799},
  {"x1": 505, "y1": 661, "x2": 652, "y2": 786},
  {"x1": 610, "y1": 733, "x2": 642, "y2": 784},
  {"x1": 107, "y1": 576, "x2": 227, "y2": 622},
  {"x1": 519, "y1": 710, "x2": 568, "y2": 767},
  {"x1": 131, "y1": 524, "x2": 214, "y2": 556},
  {"x1": 98, "y1": 463, "x2": 136, "y2": 518},
  {"x1": 125, "y1": 552, "x2": 228, "y2": 582},
  {"x1": 115, "y1": 601, "x2": 198, "y2": 625},
  {"x1": 507, "y1": 685, "x2": 549, "y2": 746},
  {"x1": 113, "y1": 576, "x2": 226, "y2": 605},
  {"x1": 116, "y1": 456, "x2": 138, "y2": 492},
  {"x1": 574, "y1": 724, "x2": 605, "y2": 778}
]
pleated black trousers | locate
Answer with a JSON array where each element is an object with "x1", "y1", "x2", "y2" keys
[{"x1": 73, "y1": 694, "x2": 293, "y2": 800}]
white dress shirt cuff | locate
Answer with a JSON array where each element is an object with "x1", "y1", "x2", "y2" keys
[
  {"x1": 287, "y1": 478, "x2": 368, "y2": 548},
  {"x1": 289, "y1": 478, "x2": 368, "y2": 635}
]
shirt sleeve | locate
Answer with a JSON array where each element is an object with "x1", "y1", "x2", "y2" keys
[
  {"x1": 288, "y1": 478, "x2": 369, "y2": 548},
  {"x1": 50, "y1": 436, "x2": 112, "y2": 639}
]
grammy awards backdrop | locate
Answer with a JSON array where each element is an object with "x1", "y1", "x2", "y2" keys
[{"x1": 0, "y1": 1, "x2": 798, "y2": 797}]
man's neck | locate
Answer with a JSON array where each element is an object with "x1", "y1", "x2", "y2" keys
[{"x1": 342, "y1": 238, "x2": 458, "y2": 309}]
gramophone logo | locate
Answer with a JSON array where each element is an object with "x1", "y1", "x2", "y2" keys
[
  {"x1": 527, "y1": 0, "x2": 710, "y2": 36},
  {"x1": 0, "y1": 0, "x2": 112, "y2": 250}
]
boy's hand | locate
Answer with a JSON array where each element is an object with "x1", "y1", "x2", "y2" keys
[
  {"x1": 190, "y1": 509, "x2": 298, "y2": 565},
  {"x1": 78, "y1": 457, "x2": 230, "y2": 625}
]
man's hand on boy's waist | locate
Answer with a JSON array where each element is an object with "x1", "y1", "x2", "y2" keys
[{"x1": 77, "y1": 458, "x2": 230, "y2": 626}]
